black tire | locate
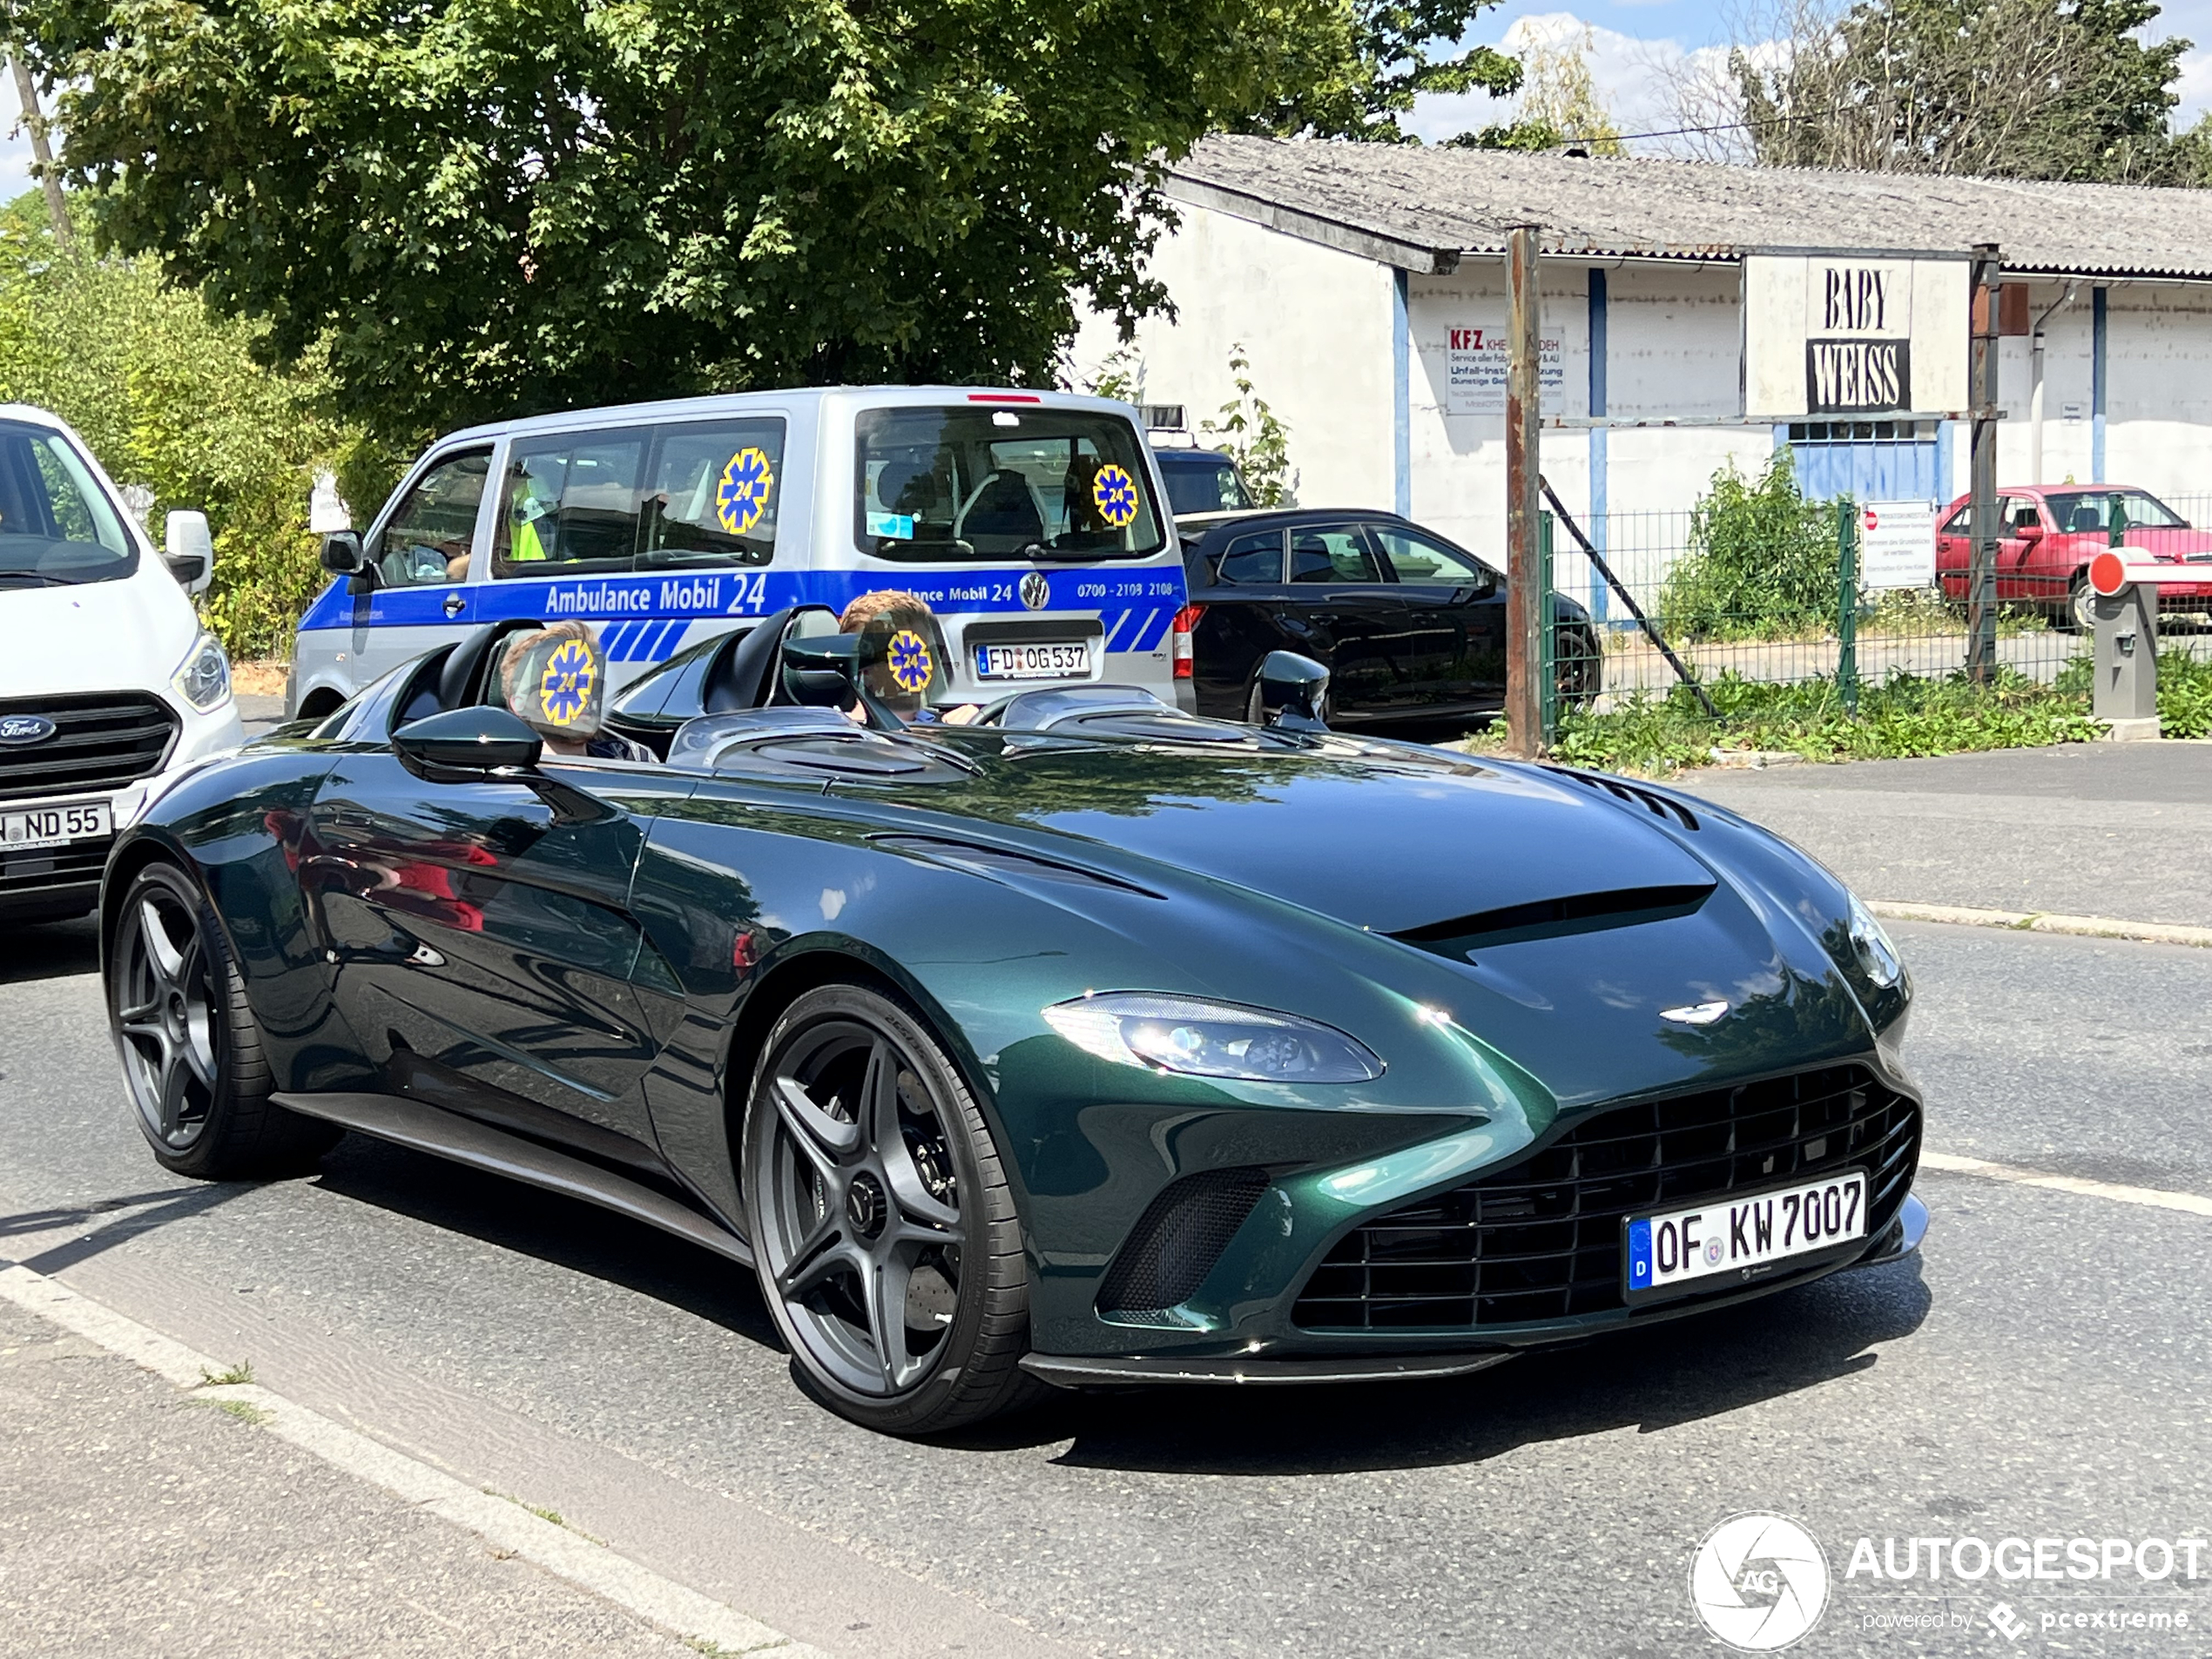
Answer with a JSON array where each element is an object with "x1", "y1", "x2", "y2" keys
[
  {"x1": 2062, "y1": 572, "x2": 2097, "y2": 634},
  {"x1": 106, "y1": 862, "x2": 341, "y2": 1180},
  {"x1": 741, "y1": 982, "x2": 1041, "y2": 1434}
]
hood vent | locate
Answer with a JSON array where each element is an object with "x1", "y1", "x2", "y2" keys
[
  {"x1": 1541, "y1": 765, "x2": 1700, "y2": 832},
  {"x1": 1393, "y1": 882, "x2": 1715, "y2": 960}
]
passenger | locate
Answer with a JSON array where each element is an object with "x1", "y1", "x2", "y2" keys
[
  {"x1": 496, "y1": 621, "x2": 656, "y2": 759},
  {"x1": 838, "y1": 590, "x2": 982, "y2": 725}
]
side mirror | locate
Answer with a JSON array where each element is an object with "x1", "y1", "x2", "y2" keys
[
  {"x1": 164, "y1": 510, "x2": 214, "y2": 595},
  {"x1": 1256, "y1": 651, "x2": 1331, "y2": 732},
  {"x1": 394, "y1": 706, "x2": 543, "y2": 781},
  {"x1": 2017, "y1": 522, "x2": 2045, "y2": 543},
  {"x1": 320, "y1": 530, "x2": 368, "y2": 576}
]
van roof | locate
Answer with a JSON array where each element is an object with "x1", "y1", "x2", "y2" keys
[{"x1": 433, "y1": 385, "x2": 1138, "y2": 448}]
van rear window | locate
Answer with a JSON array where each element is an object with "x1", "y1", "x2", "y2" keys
[{"x1": 854, "y1": 407, "x2": 1163, "y2": 563}]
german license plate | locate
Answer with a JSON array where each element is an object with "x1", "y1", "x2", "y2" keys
[
  {"x1": 1624, "y1": 1169, "x2": 1867, "y2": 1304},
  {"x1": 3, "y1": 798, "x2": 112, "y2": 851},
  {"x1": 974, "y1": 642, "x2": 1092, "y2": 680}
]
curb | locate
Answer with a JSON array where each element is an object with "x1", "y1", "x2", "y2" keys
[
  {"x1": 1870, "y1": 900, "x2": 2212, "y2": 950},
  {"x1": 0, "y1": 1261, "x2": 827, "y2": 1659}
]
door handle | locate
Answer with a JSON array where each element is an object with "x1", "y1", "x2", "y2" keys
[{"x1": 443, "y1": 592, "x2": 467, "y2": 618}]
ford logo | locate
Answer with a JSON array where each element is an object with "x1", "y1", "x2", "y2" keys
[{"x1": 0, "y1": 714, "x2": 57, "y2": 745}]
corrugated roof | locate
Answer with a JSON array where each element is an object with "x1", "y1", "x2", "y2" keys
[{"x1": 1169, "y1": 135, "x2": 2212, "y2": 279}]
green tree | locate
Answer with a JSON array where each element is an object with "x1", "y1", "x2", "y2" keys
[
  {"x1": 1242, "y1": 0, "x2": 1522, "y2": 140},
  {"x1": 1737, "y1": 0, "x2": 2190, "y2": 183},
  {"x1": 1447, "y1": 26, "x2": 1623, "y2": 152},
  {"x1": 1200, "y1": 346, "x2": 1295, "y2": 507},
  {"x1": 17, "y1": 0, "x2": 1392, "y2": 443},
  {"x1": 0, "y1": 193, "x2": 381, "y2": 655},
  {"x1": 1658, "y1": 450, "x2": 1843, "y2": 640}
]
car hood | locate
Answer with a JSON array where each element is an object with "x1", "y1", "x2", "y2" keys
[
  {"x1": 0, "y1": 570, "x2": 197, "y2": 698},
  {"x1": 880, "y1": 742, "x2": 1717, "y2": 937}
]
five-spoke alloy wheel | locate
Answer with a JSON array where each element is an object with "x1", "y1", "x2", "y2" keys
[
  {"x1": 106, "y1": 862, "x2": 338, "y2": 1178},
  {"x1": 744, "y1": 983, "x2": 1035, "y2": 1433}
]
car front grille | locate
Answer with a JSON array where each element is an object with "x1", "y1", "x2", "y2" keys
[
  {"x1": 1292, "y1": 1064, "x2": 1919, "y2": 1331},
  {"x1": 0, "y1": 693, "x2": 179, "y2": 804}
]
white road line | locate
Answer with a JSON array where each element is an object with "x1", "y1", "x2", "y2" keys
[
  {"x1": 1919, "y1": 1151, "x2": 2212, "y2": 1218},
  {"x1": 1871, "y1": 900, "x2": 2212, "y2": 949},
  {"x1": 0, "y1": 1261, "x2": 830, "y2": 1659}
]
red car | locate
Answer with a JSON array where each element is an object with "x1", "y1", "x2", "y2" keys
[{"x1": 1935, "y1": 485, "x2": 2212, "y2": 631}]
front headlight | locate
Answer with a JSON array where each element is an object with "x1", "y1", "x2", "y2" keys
[
  {"x1": 172, "y1": 631, "x2": 232, "y2": 711},
  {"x1": 1042, "y1": 992, "x2": 1385, "y2": 1083},
  {"x1": 1846, "y1": 894, "x2": 1904, "y2": 989}
]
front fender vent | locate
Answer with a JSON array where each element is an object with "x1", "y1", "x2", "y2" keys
[
  {"x1": 1541, "y1": 765, "x2": 1701, "y2": 833},
  {"x1": 1096, "y1": 1166, "x2": 1271, "y2": 1318}
]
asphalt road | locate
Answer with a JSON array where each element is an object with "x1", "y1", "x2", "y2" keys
[{"x1": 3, "y1": 907, "x2": 2206, "y2": 1658}]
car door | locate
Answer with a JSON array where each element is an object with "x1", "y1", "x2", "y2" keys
[
  {"x1": 1366, "y1": 522, "x2": 1503, "y2": 711},
  {"x1": 1934, "y1": 500, "x2": 1972, "y2": 599},
  {"x1": 1285, "y1": 523, "x2": 1411, "y2": 717},
  {"x1": 1187, "y1": 526, "x2": 1290, "y2": 718},
  {"x1": 1996, "y1": 496, "x2": 2048, "y2": 603},
  {"x1": 303, "y1": 748, "x2": 688, "y2": 1163},
  {"x1": 351, "y1": 448, "x2": 494, "y2": 688}
]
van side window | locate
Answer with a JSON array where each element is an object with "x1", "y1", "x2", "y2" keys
[
  {"x1": 375, "y1": 450, "x2": 491, "y2": 588},
  {"x1": 493, "y1": 430, "x2": 647, "y2": 577},
  {"x1": 637, "y1": 419, "x2": 785, "y2": 570}
]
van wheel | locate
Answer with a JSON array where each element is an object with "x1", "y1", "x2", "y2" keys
[{"x1": 106, "y1": 863, "x2": 341, "y2": 1179}]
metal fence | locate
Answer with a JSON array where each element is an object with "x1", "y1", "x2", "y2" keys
[{"x1": 1541, "y1": 490, "x2": 2212, "y2": 722}]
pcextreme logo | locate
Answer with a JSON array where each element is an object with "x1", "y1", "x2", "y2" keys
[{"x1": 1690, "y1": 1513, "x2": 1831, "y2": 1651}]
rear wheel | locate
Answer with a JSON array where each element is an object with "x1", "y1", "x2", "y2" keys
[
  {"x1": 742, "y1": 983, "x2": 1039, "y2": 1433},
  {"x1": 106, "y1": 863, "x2": 340, "y2": 1179},
  {"x1": 2065, "y1": 572, "x2": 2097, "y2": 633}
]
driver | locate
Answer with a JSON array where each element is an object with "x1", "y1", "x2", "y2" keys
[
  {"x1": 838, "y1": 591, "x2": 981, "y2": 725},
  {"x1": 496, "y1": 621, "x2": 656, "y2": 759}
]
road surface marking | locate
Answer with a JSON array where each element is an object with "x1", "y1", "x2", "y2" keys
[
  {"x1": 0, "y1": 1260, "x2": 827, "y2": 1658},
  {"x1": 1920, "y1": 1151, "x2": 2212, "y2": 1218}
]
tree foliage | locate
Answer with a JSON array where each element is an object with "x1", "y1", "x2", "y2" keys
[
  {"x1": 0, "y1": 193, "x2": 380, "y2": 655},
  {"x1": 1239, "y1": 0, "x2": 1521, "y2": 140},
  {"x1": 1446, "y1": 26, "x2": 1623, "y2": 153},
  {"x1": 1733, "y1": 0, "x2": 2192, "y2": 182},
  {"x1": 1200, "y1": 345, "x2": 1296, "y2": 506},
  {"x1": 17, "y1": 0, "x2": 1429, "y2": 444},
  {"x1": 1658, "y1": 450, "x2": 1844, "y2": 640}
]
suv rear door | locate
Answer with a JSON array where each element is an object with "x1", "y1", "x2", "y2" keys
[{"x1": 1366, "y1": 523, "x2": 1503, "y2": 711}]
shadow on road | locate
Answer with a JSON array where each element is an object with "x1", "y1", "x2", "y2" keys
[
  {"x1": 307, "y1": 1132, "x2": 782, "y2": 1352},
  {"x1": 0, "y1": 914, "x2": 99, "y2": 985},
  {"x1": 1021, "y1": 1262, "x2": 1932, "y2": 1475},
  {"x1": 299, "y1": 1121, "x2": 1930, "y2": 1476}
]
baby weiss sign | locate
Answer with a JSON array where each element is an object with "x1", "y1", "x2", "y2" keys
[{"x1": 1743, "y1": 253, "x2": 1970, "y2": 420}]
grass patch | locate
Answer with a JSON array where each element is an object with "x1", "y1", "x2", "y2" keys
[
  {"x1": 197, "y1": 1360, "x2": 254, "y2": 1386},
  {"x1": 191, "y1": 1396, "x2": 273, "y2": 1427},
  {"x1": 1474, "y1": 668, "x2": 2111, "y2": 776},
  {"x1": 487, "y1": 1490, "x2": 604, "y2": 1545}
]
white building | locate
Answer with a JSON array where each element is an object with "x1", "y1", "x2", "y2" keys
[{"x1": 1073, "y1": 136, "x2": 2212, "y2": 585}]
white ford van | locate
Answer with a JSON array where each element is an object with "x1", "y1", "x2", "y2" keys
[
  {"x1": 289, "y1": 387, "x2": 1194, "y2": 718},
  {"x1": 0, "y1": 405, "x2": 243, "y2": 924}
]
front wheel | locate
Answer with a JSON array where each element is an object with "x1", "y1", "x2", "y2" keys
[
  {"x1": 2065, "y1": 572, "x2": 2097, "y2": 634},
  {"x1": 742, "y1": 983, "x2": 1039, "y2": 1434},
  {"x1": 106, "y1": 862, "x2": 341, "y2": 1179}
]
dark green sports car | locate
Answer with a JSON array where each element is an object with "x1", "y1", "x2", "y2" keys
[{"x1": 101, "y1": 609, "x2": 1925, "y2": 1433}]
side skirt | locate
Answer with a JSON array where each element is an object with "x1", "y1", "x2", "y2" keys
[
  {"x1": 271, "y1": 1091, "x2": 753, "y2": 1269},
  {"x1": 1019, "y1": 1351, "x2": 1516, "y2": 1389}
]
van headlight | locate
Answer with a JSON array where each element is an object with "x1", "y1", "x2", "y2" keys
[
  {"x1": 1042, "y1": 992, "x2": 1384, "y2": 1082},
  {"x1": 172, "y1": 632, "x2": 232, "y2": 711}
]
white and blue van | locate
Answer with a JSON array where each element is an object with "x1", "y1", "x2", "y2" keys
[{"x1": 290, "y1": 387, "x2": 1195, "y2": 719}]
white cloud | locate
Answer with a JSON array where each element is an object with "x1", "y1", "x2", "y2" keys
[{"x1": 1408, "y1": 12, "x2": 1722, "y2": 147}]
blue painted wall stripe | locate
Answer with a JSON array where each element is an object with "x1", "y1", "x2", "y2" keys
[
  {"x1": 2092, "y1": 286, "x2": 2108, "y2": 482},
  {"x1": 1587, "y1": 267, "x2": 1608, "y2": 621},
  {"x1": 1392, "y1": 268, "x2": 1412, "y2": 519}
]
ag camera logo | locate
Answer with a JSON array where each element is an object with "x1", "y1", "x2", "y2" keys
[{"x1": 1690, "y1": 1513, "x2": 1831, "y2": 1651}]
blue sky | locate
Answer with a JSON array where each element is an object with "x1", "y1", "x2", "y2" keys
[{"x1": 1407, "y1": 0, "x2": 2212, "y2": 146}]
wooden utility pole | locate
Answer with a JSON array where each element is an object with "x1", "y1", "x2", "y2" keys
[
  {"x1": 7, "y1": 50, "x2": 71, "y2": 251},
  {"x1": 1504, "y1": 223, "x2": 1543, "y2": 756},
  {"x1": 1966, "y1": 243, "x2": 2000, "y2": 682}
]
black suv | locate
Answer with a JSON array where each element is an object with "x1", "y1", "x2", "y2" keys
[{"x1": 1178, "y1": 509, "x2": 1600, "y2": 728}]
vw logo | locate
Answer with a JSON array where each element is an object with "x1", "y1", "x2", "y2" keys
[
  {"x1": 1018, "y1": 571, "x2": 1051, "y2": 611},
  {"x1": 0, "y1": 714, "x2": 57, "y2": 745}
]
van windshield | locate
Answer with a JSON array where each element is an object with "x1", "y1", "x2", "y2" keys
[
  {"x1": 854, "y1": 406, "x2": 1164, "y2": 563},
  {"x1": 0, "y1": 421, "x2": 136, "y2": 586}
]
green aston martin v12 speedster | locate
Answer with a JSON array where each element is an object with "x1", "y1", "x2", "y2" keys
[{"x1": 101, "y1": 609, "x2": 1925, "y2": 1433}]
